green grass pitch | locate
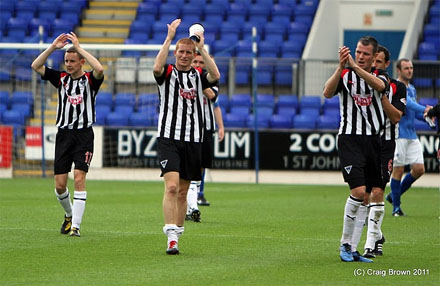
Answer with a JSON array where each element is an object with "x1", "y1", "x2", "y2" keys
[{"x1": 0, "y1": 178, "x2": 438, "y2": 285}]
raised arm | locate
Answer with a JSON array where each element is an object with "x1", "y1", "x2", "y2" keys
[
  {"x1": 323, "y1": 46, "x2": 349, "y2": 98},
  {"x1": 67, "y1": 32, "x2": 104, "y2": 79},
  {"x1": 194, "y1": 32, "x2": 220, "y2": 83},
  {"x1": 31, "y1": 33, "x2": 69, "y2": 76},
  {"x1": 347, "y1": 54, "x2": 386, "y2": 92},
  {"x1": 153, "y1": 19, "x2": 180, "y2": 77}
]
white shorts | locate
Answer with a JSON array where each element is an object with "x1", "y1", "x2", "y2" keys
[{"x1": 393, "y1": 138, "x2": 424, "y2": 166}]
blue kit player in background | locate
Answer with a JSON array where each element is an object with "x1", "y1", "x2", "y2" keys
[{"x1": 387, "y1": 59, "x2": 433, "y2": 216}]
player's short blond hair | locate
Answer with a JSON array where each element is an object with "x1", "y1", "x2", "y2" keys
[{"x1": 175, "y1": 38, "x2": 196, "y2": 54}]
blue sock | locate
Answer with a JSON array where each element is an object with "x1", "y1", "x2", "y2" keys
[
  {"x1": 400, "y1": 173, "x2": 416, "y2": 195},
  {"x1": 198, "y1": 169, "x2": 206, "y2": 198},
  {"x1": 390, "y1": 178, "x2": 401, "y2": 212}
]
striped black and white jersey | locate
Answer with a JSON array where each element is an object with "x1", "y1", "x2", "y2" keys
[
  {"x1": 203, "y1": 83, "x2": 219, "y2": 132},
  {"x1": 155, "y1": 64, "x2": 215, "y2": 142},
  {"x1": 381, "y1": 79, "x2": 406, "y2": 141},
  {"x1": 42, "y1": 67, "x2": 103, "y2": 129},
  {"x1": 335, "y1": 67, "x2": 388, "y2": 136}
]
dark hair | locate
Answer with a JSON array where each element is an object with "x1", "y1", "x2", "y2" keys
[
  {"x1": 358, "y1": 36, "x2": 378, "y2": 54},
  {"x1": 66, "y1": 47, "x2": 84, "y2": 60},
  {"x1": 396, "y1": 58, "x2": 411, "y2": 70},
  {"x1": 377, "y1": 45, "x2": 390, "y2": 62}
]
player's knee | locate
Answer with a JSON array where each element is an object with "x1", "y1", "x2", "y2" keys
[{"x1": 166, "y1": 183, "x2": 179, "y2": 195}]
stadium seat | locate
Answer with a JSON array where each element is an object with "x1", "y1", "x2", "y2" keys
[
  {"x1": 95, "y1": 105, "x2": 111, "y2": 126},
  {"x1": 281, "y1": 41, "x2": 303, "y2": 58},
  {"x1": 219, "y1": 22, "x2": 241, "y2": 42},
  {"x1": 230, "y1": 106, "x2": 250, "y2": 116},
  {"x1": 96, "y1": 91, "x2": 113, "y2": 108},
  {"x1": 0, "y1": 91, "x2": 10, "y2": 107},
  {"x1": 227, "y1": 3, "x2": 248, "y2": 25},
  {"x1": 247, "y1": 114, "x2": 270, "y2": 128},
  {"x1": 277, "y1": 106, "x2": 297, "y2": 117},
  {"x1": 114, "y1": 105, "x2": 134, "y2": 115},
  {"x1": 419, "y1": 98, "x2": 438, "y2": 106},
  {"x1": 2, "y1": 110, "x2": 26, "y2": 138},
  {"x1": 129, "y1": 112, "x2": 152, "y2": 127},
  {"x1": 271, "y1": 4, "x2": 293, "y2": 25},
  {"x1": 270, "y1": 114, "x2": 293, "y2": 129},
  {"x1": 138, "y1": 93, "x2": 158, "y2": 107},
  {"x1": 293, "y1": 114, "x2": 317, "y2": 130},
  {"x1": 213, "y1": 41, "x2": 235, "y2": 57},
  {"x1": 263, "y1": 22, "x2": 286, "y2": 42},
  {"x1": 235, "y1": 59, "x2": 251, "y2": 85},
  {"x1": 300, "y1": 96, "x2": 321, "y2": 110},
  {"x1": 413, "y1": 78, "x2": 433, "y2": 88},
  {"x1": 236, "y1": 40, "x2": 253, "y2": 58},
  {"x1": 317, "y1": 115, "x2": 340, "y2": 130},
  {"x1": 114, "y1": 93, "x2": 136, "y2": 107},
  {"x1": 275, "y1": 63, "x2": 294, "y2": 85},
  {"x1": 223, "y1": 113, "x2": 247, "y2": 128},
  {"x1": 323, "y1": 97, "x2": 340, "y2": 111},
  {"x1": 11, "y1": 91, "x2": 33, "y2": 105},
  {"x1": 248, "y1": 5, "x2": 271, "y2": 23},
  {"x1": 218, "y1": 94, "x2": 229, "y2": 112},
  {"x1": 256, "y1": 65, "x2": 274, "y2": 86},
  {"x1": 10, "y1": 103, "x2": 32, "y2": 118},
  {"x1": 258, "y1": 41, "x2": 280, "y2": 58},
  {"x1": 256, "y1": 94, "x2": 275, "y2": 108},
  {"x1": 277, "y1": 95, "x2": 298, "y2": 109},
  {"x1": 301, "y1": 107, "x2": 320, "y2": 118},
  {"x1": 230, "y1": 94, "x2": 252, "y2": 109},
  {"x1": 106, "y1": 112, "x2": 129, "y2": 127}
]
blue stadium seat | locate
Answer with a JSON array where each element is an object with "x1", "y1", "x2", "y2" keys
[
  {"x1": 159, "y1": 3, "x2": 181, "y2": 19},
  {"x1": 205, "y1": 3, "x2": 226, "y2": 22},
  {"x1": 218, "y1": 94, "x2": 229, "y2": 112},
  {"x1": 254, "y1": 106, "x2": 273, "y2": 119},
  {"x1": 213, "y1": 41, "x2": 236, "y2": 56},
  {"x1": 293, "y1": 4, "x2": 316, "y2": 26},
  {"x1": 248, "y1": 5, "x2": 270, "y2": 24},
  {"x1": 210, "y1": 0, "x2": 230, "y2": 10},
  {"x1": 278, "y1": 0, "x2": 298, "y2": 8},
  {"x1": 300, "y1": 96, "x2": 321, "y2": 110},
  {"x1": 114, "y1": 93, "x2": 136, "y2": 107},
  {"x1": 11, "y1": 91, "x2": 33, "y2": 105},
  {"x1": 275, "y1": 63, "x2": 294, "y2": 85},
  {"x1": 241, "y1": 21, "x2": 264, "y2": 40},
  {"x1": 277, "y1": 95, "x2": 298, "y2": 110},
  {"x1": 247, "y1": 114, "x2": 270, "y2": 128},
  {"x1": 11, "y1": 103, "x2": 31, "y2": 118},
  {"x1": 2, "y1": 110, "x2": 26, "y2": 138},
  {"x1": 256, "y1": 65, "x2": 274, "y2": 86},
  {"x1": 29, "y1": 18, "x2": 52, "y2": 37},
  {"x1": 322, "y1": 108, "x2": 340, "y2": 119},
  {"x1": 236, "y1": 40, "x2": 253, "y2": 57},
  {"x1": 138, "y1": 93, "x2": 158, "y2": 107},
  {"x1": 277, "y1": 106, "x2": 297, "y2": 118},
  {"x1": 418, "y1": 42, "x2": 438, "y2": 59},
  {"x1": 235, "y1": 58, "x2": 252, "y2": 85},
  {"x1": 227, "y1": 3, "x2": 248, "y2": 26},
  {"x1": 419, "y1": 98, "x2": 438, "y2": 106},
  {"x1": 224, "y1": 113, "x2": 247, "y2": 128},
  {"x1": 96, "y1": 92, "x2": 113, "y2": 107},
  {"x1": 271, "y1": 4, "x2": 292, "y2": 25},
  {"x1": 281, "y1": 41, "x2": 303, "y2": 58},
  {"x1": 106, "y1": 112, "x2": 129, "y2": 127},
  {"x1": 413, "y1": 78, "x2": 433, "y2": 88},
  {"x1": 293, "y1": 114, "x2": 317, "y2": 130},
  {"x1": 0, "y1": 91, "x2": 10, "y2": 107},
  {"x1": 230, "y1": 93, "x2": 252, "y2": 109},
  {"x1": 317, "y1": 115, "x2": 339, "y2": 130},
  {"x1": 263, "y1": 22, "x2": 286, "y2": 42},
  {"x1": 7, "y1": 18, "x2": 30, "y2": 37},
  {"x1": 270, "y1": 114, "x2": 293, "y2": 129},
  {"x1": 95, "y1": 105, "x2": 111, "y2": 125},
  {"x1": 258, "y1": 41, "x2": 280, "y2": 58},
  {"x1": 301, "y1": 107, "x2": 320, "y2": 118},
  {"x1": 323, "y1": 97, "x2": 340, "y2": 110},
  {"x1": 220, "y1": 22, "x2": 241, "y2": 42},
  {"x1": 39, "y1": 11, "x2": 58, "y2": 22},
  {"x1": 15, "y1": 2, "x2": 37, "y2": 19},
  {"x1": 230, "y1": 106, "x2": 250, "y2": 116},
  {"x1": 129, "y1": 112, "x2": 152, "y2": 127},
  {"x1": 256, "y1": 94, "x2": 275, "y2": 108}
]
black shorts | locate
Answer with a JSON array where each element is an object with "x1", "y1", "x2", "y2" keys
[
  {"x1": 54, "y1": 127, "x2": 94, "y2": 175},
  {"x1": 338, "y1": 135, "x2": 382, "y2": 190},
  {"x1": 379, "y1": 139, "x2": 396, "y2": 189},
  {"x1": 157, "y1": 137, "x2": 202, "y2": 181},
  {"x1": 201, "y1": 130, "x2": 215, "y2": 168}
]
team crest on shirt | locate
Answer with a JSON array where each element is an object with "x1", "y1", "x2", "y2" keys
[
  {"x1": 67, "y1": 94, "x2": 83, "y2": 105},
  {"x1": 160, "y1": 160, "x2": 168, "y2": 169},
  {"x1": 400, "y1": 98, "x2": 407, "y2": 105},
  {"x1": 344, "y1": 165, "x2": 352, "y2": 174},
  {"x1": 352, "y1": 94, "x2": 372, "y2": 106},
  {"x1": 179, "y1": 87, "x2": 197, "y2": 100}
]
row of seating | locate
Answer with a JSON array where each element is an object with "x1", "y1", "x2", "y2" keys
[{"x1": 416, "y1": 0, "x2": 440, "y2": 61}]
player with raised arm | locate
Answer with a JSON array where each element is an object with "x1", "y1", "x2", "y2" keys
[
  {"x1": 153, "y1": 19, "x2": 220, "y2": 254},
  {"x1": 31, "y1": 33, "x2": 104, "y2": 237}
]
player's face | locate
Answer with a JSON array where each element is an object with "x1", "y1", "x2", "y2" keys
[
  {"x1": 355, "y1": 42, "x2": 374, "y2": 71},
  {"x1": 192, "y1": 55, "x2": 205, "y2": 69},
  {"x1": 175, "y1": 44, "x2": 195, "y2": 70},
  {"x1": 64, "y1": 52, "x2": 84, "y2": 76},
  {"x1": 398, "y1": 60, "x2": 413, "y2": 81},
  {"x1": 373, "y1": 51, "x2": 389, "y2": 70}
]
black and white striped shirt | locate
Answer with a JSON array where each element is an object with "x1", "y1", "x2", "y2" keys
[
  {"x1": 381, "y1": 79, "x2": 406, "y2": 141},
  {"x1": 204, "y1": 84, "x2": 219, "y2": 132},
  {"x1": 42, "y1": 67, "x2": 103, "y2": 129},
  {"x1": 335, "y1": 67, "x2": 388, "y2": 136},
  {"x1": 155, "y1": 64, "x2": 214, "y2": 142}
]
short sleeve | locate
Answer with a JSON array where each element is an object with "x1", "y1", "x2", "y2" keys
[{"x1": 41, "y1": 67, "x2": 61, "y2": 88}]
